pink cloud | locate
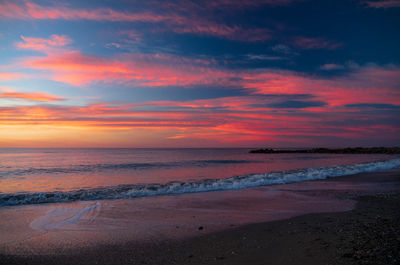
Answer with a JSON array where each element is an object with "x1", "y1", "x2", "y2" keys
[
  {"x1": 20, "y1": 45, "x2": 400, "y2": 109},
  {"x1": 23, "y1": 52, "x2": 232, "y2": 86},
  {"x1": 364, "y1": 0, "x2": 400, "y2": 8},
  {"x1": 0, "y1": 72, "x2": 21, "y2": 80},
  {"x1": 0, "y1": 1, "x2": 271, "y2": 41},
  {"x1": 240, "y1": 67, "x2": 400, "y2": 109},
  {"x1": 16, "y1": 34, "x2": 72, "y2": 53},
  {"x1": 1, "y1": 86, "x2": 399, "y2": 146},
  {"x1": 0, "y1": 91, "x2": 64, "y2": 102},
  {"x1": 320, "y1": 63, "x2": 345, "y2": 70},
  {"x1": 0, "y1": 1, "x2": 171, "y2": 22},
  {"x1": 292, "y1": 37, "x2": 342, "y2": 50}
]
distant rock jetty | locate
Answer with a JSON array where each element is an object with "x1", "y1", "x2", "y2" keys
[{"x1": 249, "y1": 147, "x2": 400, "y2": 154}]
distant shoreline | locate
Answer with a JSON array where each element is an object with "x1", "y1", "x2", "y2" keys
[{"x1": 250, "y1": 147, "x2": 400, "y2": 154}]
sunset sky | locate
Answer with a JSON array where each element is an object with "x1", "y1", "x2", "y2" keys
[{"x1": 0, "y1": 0, "x2": 399, "y2": 148}]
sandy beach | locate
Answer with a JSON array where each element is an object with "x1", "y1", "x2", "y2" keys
[{"x1": 0, "y1": 168, "x2": 399, "y2": 265}]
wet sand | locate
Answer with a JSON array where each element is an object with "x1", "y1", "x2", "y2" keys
[{"x1": 0, "y1": 169, "x2": 399, "y2": 265}]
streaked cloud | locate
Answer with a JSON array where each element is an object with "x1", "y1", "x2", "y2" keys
[
  {"x1": 320, "y1": 63, "x2": 345, "y2": 70},
  {"x1": 22, "y1": 51, "x2": 232, "y2": 86},
  {"x1": 0, "y1": 1, "x2": 271, "y2": 41},
  {"x1": 0, "y1": 72, "x2": 21, "y2": 80},
  {"x1": 16, "y1": 34, "x2": 72, "y2": 53},
  {"x1": 0, "y1": 91, "x2": 65, "y2": 102},
  {"x1": 0, "y1": 1, "x2": 170, "y2": 22},
  {"x1": 364, "y1": 0, "x2": 400, "y2": 8},
  {"x1": 292, "y1": 37, "x2": 342, "y2": 50},
  {"x1": 0, "y1": 0, "x2": 399, "y2": 147}
]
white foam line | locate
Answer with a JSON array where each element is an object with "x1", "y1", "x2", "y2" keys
[
  {"x1": 29, "y1": 202, "x2": 101, "y2": 231},
  {"x1": 2, "y1": 158, "x2": 400, "y2": 207}
]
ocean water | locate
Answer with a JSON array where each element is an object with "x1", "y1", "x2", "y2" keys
[
  {"x1": 1, "y1": 148, "x2": 400, "y2": 255},
  {"x1": 0, "y1": 148, "x2": 399, "y2": 206}
]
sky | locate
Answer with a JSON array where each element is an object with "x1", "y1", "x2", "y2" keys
[{"x1": 0, "y1": 0, "x2": 399, "y2": 148}]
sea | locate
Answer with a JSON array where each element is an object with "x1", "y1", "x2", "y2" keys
[
  {"x1": 1, "y1": 148, "x2": 399, "y2": 254},
  {"x1": 1, "y1": 148, "x2": 399, "y2": 206}
]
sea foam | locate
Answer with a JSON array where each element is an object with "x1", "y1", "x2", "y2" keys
[
  {"x1": 29, "y1": 202, "x2": 101, "y2": 231},
  {"x1": 1, "y1": 158, "x2": 399, "y2": 207}
]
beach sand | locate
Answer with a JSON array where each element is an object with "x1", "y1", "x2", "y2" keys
[{"x1": 0, "y1": 169, "x2": 399, "y2": 265}]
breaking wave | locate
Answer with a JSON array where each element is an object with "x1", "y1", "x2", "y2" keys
[{"x1": 1, "y1": 158, "x2": 399, "y2": 207}]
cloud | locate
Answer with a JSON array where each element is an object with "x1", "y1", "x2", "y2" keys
[
  {"x1": 246, "y1": 54, "x2": 285, "y2": 61},
  {"x1": 271, "y1": 44, "x2": 296, "y2": 55},
  {"x1": 364, "y1": 0, "x2": 400, "y2": 8},
  {"x1": 0, "y1": 1, "x2": 171, "y2": 22},
  {"x1": 0, "y1": 72, "x2": 21, "y2": 80},
  {"x1": 292, "y1": 37, "x2": 342, "y2": 50},
  {"x1": 1, "y1": 72, "x2": 399, "y2": 146},
  {"x1": 1, "y1": 97, "x2": 398, "y2": 147},
  {"x1": 105, "y1": 43, "x2": 121, "y2": 49},
  {"x1": 241, "y1": 66, "x2": 400, "y2": 106},
  {"x1": 320, "y1": 63, "x2": 345, "y2": 70},
  {"x1": 171, "y1": 25, "x2": 271, "y2": 42},
  {"x1": 16, "y1": 34, "x2": 72, "y2": 53},
  {"x1": 23, "y1": 52, "x2": 232, "y2": 86},
  {"x1": 160, "y1": 0, "x2": 297, "y2": 13},
  {"x1": 0, "y1": 90, "x2": 64, "y2": 102},
  {"x1": 0, "y1": 1, "x2": 271, "y2": 42},
  {"x1": 20, "y1": 43, "x2": 400, "y2": 109}
]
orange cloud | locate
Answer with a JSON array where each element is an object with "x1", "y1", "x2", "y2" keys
[
  {"x1": 0, "y1": 91, "x2": 64, "y2": 102},
  {"x1": 0, "y1": 72, "x2": 21, "y2": 80},
  {"x1": 0, "y1": 93, "x2": 399, "y2": 147}
]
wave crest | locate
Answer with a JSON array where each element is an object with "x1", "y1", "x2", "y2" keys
[{"x1": 1, "y1": 158, "x2": 399, "y2": 207}]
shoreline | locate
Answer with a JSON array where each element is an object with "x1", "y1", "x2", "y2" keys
[
  {"x1": 1, "y1": 193, "x2": 399, "y2": 265},
  {"x1": 1, "y1": 169, "x2": 399, "y2": 265},
  {"x1": 2, "y1": 155, "x2": 398, "y2": 207}
]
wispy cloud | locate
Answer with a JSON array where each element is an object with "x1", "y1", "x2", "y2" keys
[
  {"x1": 1, "y1": 93, "x2": 398, "y2": 146},
  {"x1": 320, "y1": 63, "x2": 345, "y2": 70},
  {"x1": 241, "y1": 66, "x2": 400, "y2": 106},
  {"x1": 0, "y1": 1, "x2": 171, "y2": 22},
  {"x1": 171, "y1": 24, "x2": 271, "y2": 41},
  {"x1": 0, "y1": 1, "x2": 271, "y2": 41},
  {"x1": 16, "y1": 35, "x2": 72, "y2": 54},
  {"x1": 0, "y1": 88, "x2": 64, "y2": 102},
  {"x1": 23, "y1": 51, "x2": 230, "y2": 86},
  {"x1": 292, "y1": 37, "x2": 342, "y2": 50},
  {"x1": 364, "y1": 0, "x2": 400, "y2": 8},
  {"x1": 0, "y1": 72, "x2": 21, "y2": 80}
]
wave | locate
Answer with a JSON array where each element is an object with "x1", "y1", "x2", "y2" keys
[
  {"x1": 1, "y1": 158, "x2": 399, "y2": 207},
  {"x1": 0, "y1": 159, "x2": 252, "y2": 177}
]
